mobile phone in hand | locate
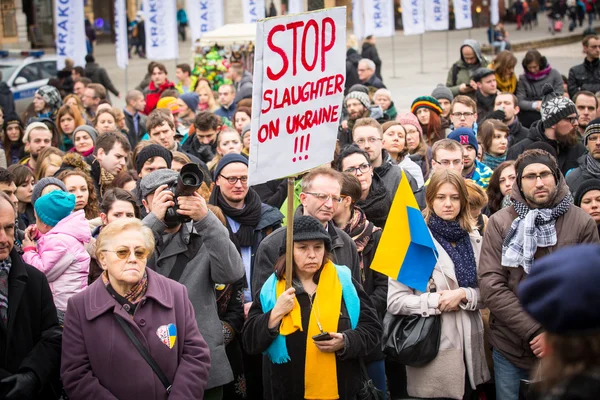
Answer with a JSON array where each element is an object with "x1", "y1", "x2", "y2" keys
[{"x1": 312, "y1": 332, "x2": 332, "y2": 341}]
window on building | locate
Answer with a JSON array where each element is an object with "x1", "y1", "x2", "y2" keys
[{"x1": 1, "y1": 0, "x2": 17, "y2": 38}]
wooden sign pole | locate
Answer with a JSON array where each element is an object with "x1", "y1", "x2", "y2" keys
[{"x1": 285, "y1": 176, "x2": 295, "y2": 289}]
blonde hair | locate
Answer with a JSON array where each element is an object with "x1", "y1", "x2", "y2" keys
[
  {"x1": 112, "y1": 108, "x2": 128, "y2": 132},
  {"x1": 96, "y1": 218, "x2": 155, "y2": 260},
  {"x1": 207, "y1": 128, "x2": 242, "y2": 172},
  {"x1": 195, "y1": 84, "x2": 218, "y2": 112},
  {"x1": 34, "y1": 147, "x2": 64, "y2": 182},
  {"x1": 465, "y1": 179, "x2": 488, "y2": 210},
  {"x1": 424, "y1": 169, "x2": 475, "y2": 232}
]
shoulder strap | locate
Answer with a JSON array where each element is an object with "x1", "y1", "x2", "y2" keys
[
  {"x1": 114, "y1": 314, "x2": 172, "y2": 394},
  {"x1": 168, "y1": 231, "x2": 204, "y2": 281}
]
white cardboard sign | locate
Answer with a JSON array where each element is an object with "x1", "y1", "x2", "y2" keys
[{"x1": 249, "y1": 8, "x2": 347, "y2": 185}]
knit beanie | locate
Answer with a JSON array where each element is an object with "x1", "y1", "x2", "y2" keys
[
  {"x1": 31, "y1": 177, "x2": 68, "y2": 206},
  {"x1": 2, "y1": 111, "x2": 23, "y2": 132},
  {"x1": 518, "y1": 244, "x2": 600, "y2": 334},
  {"x1": 347, "y1": 84, "x2": 369, "y2": 94},
  {"x1": 411, "y1": 96, "x2": 443, "y2": 115},
  {"x1": 34, "y1": 190, "x2": 75, "y2": 227},
  {"x1": 214, "y1": 153, "x2": 248, "y2": 180},
  {"x1": 431, "y1": 84, "x2": 454, "y2": 102},
  {"x1": 448, "y1": 127, "x2": 478, "y2": 153},
  {"x1": 180, "y1": 92, "x2": 200, "y2": 112},
  {"x1": 515, "y1": 149, "x2": 559, "y2": 189},
  {"x1": 584, "y1": 117, "x2": 600, "y2": 145},
  {"x1": 140, "y1": 168, "x2": 179, "y2": 199},
  {"x1": 241, "y1": 124, "x2": 251, "y2": 136},
  {"x1": 540, "y1": 83, "x2": 577, "y2": 129},
  {"x1": 574, "y1": 179, "x2": 600, "y2": 207},
  {"x1": 23, "y1": 122, "x2": 50, "y2": 144},
  {"x1": 73, "y1": 125, "x2": 98, "y2": 144},
  {"x1": 345, "y1": 91, "x2": 371, "y2": 110},
  {"x1": 397, "y1": 112, "x2": 423, "y2": 136},
  {"x1": 156, "y1": 97, "x2": 180, "y2": 114},
  {"x1": 135, "y1": 144, "x2": 173, "y2": 174},
  {"x1": 35, "y1": 85, "x2": 62, "y2": 111}
]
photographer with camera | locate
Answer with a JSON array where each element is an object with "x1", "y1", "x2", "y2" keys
[{"x1": 140, "y1": 167, "x2": 245, "y2": 400}]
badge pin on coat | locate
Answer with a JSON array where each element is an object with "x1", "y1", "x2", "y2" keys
[{"x1": 157, "y1": 324, "x2": 177, "y2": 349}]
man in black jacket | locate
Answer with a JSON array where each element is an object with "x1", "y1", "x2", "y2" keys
[
  {"x1": 361, "y1": 35, "x2": 382, "y2": 80},
  {"x1": 123, "y1": 90, "x2": 147, "y2": 147},
  {"x1": 0, "y1": 193, "x2": 61, "y2": 399},
  {"x1": 358, "y1": 59, "x2": 386, "y2": 89},
  {"x1": 567, "y1": 34, "x2": 600, "y2": 98},
  {"x1": 84, "y1": 54, "x2": 120, "y2": 99},
  {"x1": 0, "y1": 72, "x2": 15, "y2": 114},
  {"x1": 494, "y1": 93, "x2": 530, "y2": 147},
  {"x1": 567, "y1": 118, "x2": 600, "y2": 194},
  {"x1": 507, "y1": 85, "x2": 586, "y2": 175},
  {"x1": 473, "y1": 68, "x2": 498, "y2": 123}
]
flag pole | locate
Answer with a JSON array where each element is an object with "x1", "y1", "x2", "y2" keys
[
  {"x1": 420, "y1": 33, "x2": 424, "y2": 74},
  {"x1": 445, "y1": 30, "x2": 449, "y2": 69},
  {"x1": 285, "y1": 176, "x2": 295, "y2": 289},
  {"x1": 391, "y1": 34, "x2": 398, "y2": 78},
  {"x1": 125, "y1": 65, "x2": 129, "y2": 92}
]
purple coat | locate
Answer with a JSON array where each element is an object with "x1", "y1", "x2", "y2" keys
[{"x1": 60, "y1": 268, "x2": 211, "y2": 400}]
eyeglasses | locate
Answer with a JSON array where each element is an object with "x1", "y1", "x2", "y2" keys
[
  {"x1": 434, "y1": 159, "x2": 463, "y2": 167},
  {"x1": 304, "y1": 192, "x2": 344, "y2": 204},
  {"x1": 355, "y1": 137, "x2": 382, "y2": 145},
  {"x1": 102, "y1": 247, "x2": 149, "y2": 260},
  {"x1": 219, "y1": 175, "x2": 248, "y2": 185},
  {"x1": 521, "y1": 171, "x2": 554, "y2": 183},
  {"x1": 344, "y1": 163, "x2": 371, "y2": 175},
  {"x1": 451, "y1": 112, "x2": 475, "y2": 119},
  {"x1": 564, "y1": 117, "x2": 579, "y2": 125}
]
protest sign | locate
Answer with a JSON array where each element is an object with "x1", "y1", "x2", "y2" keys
[
  {"x1": 453, "y1": 0, "x2": 473, "y2": 29},
  {"x1": 188, "y1": 0, "x2": 224, "y2": 43},
  {"x1": 364, "y1": 0, "x2": 395, "y2": 37},
  {"x1": 115, "y1": 0, "x2": 128, "y2": 70},
  {"x1": 54, "y1": 0, "x2": 86, "y2": 70},
  {"x1": 143, "y1": 0, "x2": 179, "y2": 60},
  {"x1": 425, "y1": 0, "x2": 449, "y2": 31},
  {"x1": 401, "y1": 0, "x2": 425, "y2": 35},
  {"x1": 248, "y1": 8, "x2": 347, "y2": 185}
]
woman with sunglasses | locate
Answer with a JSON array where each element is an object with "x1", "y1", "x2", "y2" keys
[
  {"x1": 335, "y1": 144, "x2": 392, "y2": 228},
  {"x1": 243, "y1": 215, "x2": 381, "y2": 400},
  {"x1": 61, "y1": 218, "x2": 211, "y2": 399}
]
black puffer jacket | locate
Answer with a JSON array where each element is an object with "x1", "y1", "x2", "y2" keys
[
  {"x1": 566, "y1": 153, "x2": 600, "y2": 194},
  {"x1": 0, "y1": 82, "x2": 15, "y2": 114},
  {"x1": 567, "y1": 58, "x2": 600, "y2": 98},
  {"x1": 345, "y1": 48, "x2": 362, "y2": 94},
  {"x1": 506, "y1": 120, "x2": 587, "y2": 174}
]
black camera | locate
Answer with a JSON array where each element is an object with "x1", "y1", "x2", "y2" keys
[{"x1": 164, "y1": 163, "x2": 204, "y2": 227}]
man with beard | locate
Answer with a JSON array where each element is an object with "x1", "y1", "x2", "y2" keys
[
  {"x1": 473, "y1": 68, "x2": 499, "y2": 123},
  {"x1": 507, "y1": 84, "x2": 586, "y2": 175},
  {"x1": 182, "y1": 111, "x2": 222, "y2": 164},
  {"x1": 567, "y1": 118, "x2": 600, "y2": 194},
  {"x1": 567, "y1": 35, "x2": 600, "y2": 98},
  {"x1": 493, "y1": 93, "x2": 530, "y2": 146},
  {"x1": 20, "y1": 123, "x2": 52, "y2": 171},
  {"x1": 338, "y1": 91, "x2": 371, "y2": 148},
  {"x1": 573, "y1": 90, "x2": 598, "y2": 140},
  {"x1": 446, "y1": 39, "x2": 488, "y2": 99},
  {"x1": 448, "y1": 128, "x2": 493, "y2": 188},
  {"x1": 479, "y1": 149, "x2": 599, "y2": 400},
  {"x1": 82, "y1": 84, "x2": 106, "y2": 120}
]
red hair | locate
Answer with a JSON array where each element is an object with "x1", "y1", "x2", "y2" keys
[{"x1": 422, "y1": 112, "x2": 443, "y2": 146}]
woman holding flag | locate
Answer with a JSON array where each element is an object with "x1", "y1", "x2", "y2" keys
[
  {"x1": 242, "y1": 215, "x2": 382, "y2": 400},
  {"x1": 387, "y1": 170, "x2": 490, "y2": 399}
]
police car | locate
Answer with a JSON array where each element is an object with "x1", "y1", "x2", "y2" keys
[{"x1": 0, "y1": 50, "x2": 58, "y2": 113}]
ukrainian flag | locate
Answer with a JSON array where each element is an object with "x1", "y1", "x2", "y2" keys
[{"x1": 371, "y1": 170, "x2": 438, "y2": 292}]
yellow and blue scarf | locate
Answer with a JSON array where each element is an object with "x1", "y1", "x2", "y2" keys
[{"x1": 260, "y1": 261, "x2": 359, "y2": 399}]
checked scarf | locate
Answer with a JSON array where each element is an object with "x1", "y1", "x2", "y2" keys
[
  {"x1": 502, "y1": 193, "x2": 572, "y2": 273},
  {"x1": 586, "y1": 153, "x2": 600, "y2": 178},
  {"x1": 0, "y1": 258, "x2": 11, "y2": 326}
]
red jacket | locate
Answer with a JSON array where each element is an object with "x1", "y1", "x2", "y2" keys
[{"x1": 144, "y1": 79, "x2": 175, "y2": 115}]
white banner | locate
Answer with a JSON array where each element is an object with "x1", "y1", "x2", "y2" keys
[
  {"x1": 249, "y1": 7, "x2": 347, "y2": 185},
  {"x1": 401, "y1": 0, "x2": 425, "y2": 35},
  {"x1": 425, "y1": 0, "x2": 449, "y2": 31},
  {"x1": 364, "y1": 0, "x2": 395, "y2": 37},
  {"x1": 243, "y1": 0, "x2": 266, "y2": 24},
  {"x1": 143, "y1": 0, "x2": 179, "y2": 60},
  {"x1": 352, "y1": 0, "x2": 365, "y2": 39},
  {"x1": 288, "y1": 0, "x2": 304, "y2": 14},
  {"x1": 115, "y1": 0, "x2": 128, "y2": 70},
  {"x1": 54, "y1": 0, "x2": 86, "y2": 70},
  {"x1": 490, "y1": 0, "x2": 499, "y2": 25},
  {"x1": 453, "y1": 0, "x2": 473, "y2": 29},
  {"x1": 188, "y1": 0, "x2": 224, "y2": 43}
]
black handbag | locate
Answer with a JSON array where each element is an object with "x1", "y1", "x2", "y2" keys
[
  {"x1": 382, "y1": 280, "x2": 441, "y2": 367},
  {"x1": 356, "y1": 358, "x2": 384, "y2": 400}
]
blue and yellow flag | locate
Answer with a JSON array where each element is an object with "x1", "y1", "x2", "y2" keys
[{"x1": 370, "y1": 170, "x2": 438, "y2": 292}]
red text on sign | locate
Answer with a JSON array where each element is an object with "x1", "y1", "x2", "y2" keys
[{"x1": 266, "y1": 17, "x2": 336, "y2": 81}]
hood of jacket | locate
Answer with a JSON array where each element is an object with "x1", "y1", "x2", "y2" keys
[
  {"x1": 46, "y1": 210, "x2": 92, "y2": 243},
  {"x1": 256, "y1": 203, "x2": 284, "y2": 231},
  {"x1": 460, "y1": 39, "x2": 487, "y2": 68}
]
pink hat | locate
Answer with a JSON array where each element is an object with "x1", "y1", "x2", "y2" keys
[{"x1": 396, "y1": 112, "x2": 423, "y2": 136}]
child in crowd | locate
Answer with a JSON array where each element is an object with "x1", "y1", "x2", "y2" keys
[{"x1": 22, "y1": 190, "x2": 91, "y2": 324}]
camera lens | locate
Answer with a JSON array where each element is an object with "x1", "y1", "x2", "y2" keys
[{"x1": 181, "y1": 174, "x2": 198, "y2": 186}]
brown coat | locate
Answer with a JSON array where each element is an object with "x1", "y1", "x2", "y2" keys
[{"x1": 478, "y1": 179, "x2": 599, "y2": 370}]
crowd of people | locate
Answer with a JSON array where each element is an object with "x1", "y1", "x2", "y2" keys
[{"x1": 1, "y1": 27, "x2": 600, "y2": 400}]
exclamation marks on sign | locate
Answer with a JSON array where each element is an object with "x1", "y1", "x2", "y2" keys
[{"x1": 292, "y1": 133, "x2": 310, "y2": 162}]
